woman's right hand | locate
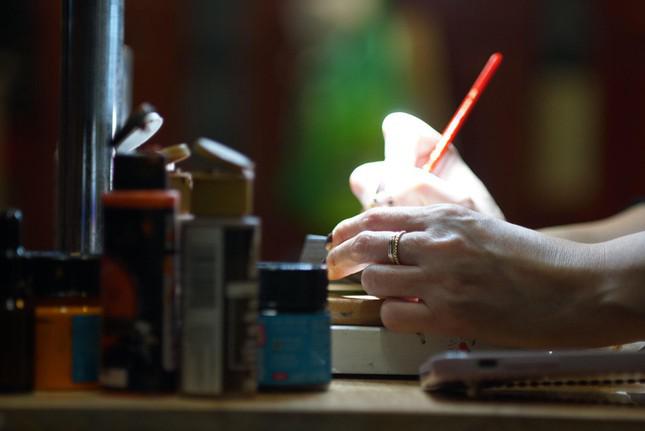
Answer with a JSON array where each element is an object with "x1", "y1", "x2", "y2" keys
[{"x1": 349, "y1": 112, "x2": 504, "y2": 218}]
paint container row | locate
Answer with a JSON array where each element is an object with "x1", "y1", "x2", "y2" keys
[{"x1": 0, "y1": 149, "x2": 331, "y2": 395}]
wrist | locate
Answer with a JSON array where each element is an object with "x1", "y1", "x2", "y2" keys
[{"x1": 589, "y1": 235, "x2": 645, "y2": 344}]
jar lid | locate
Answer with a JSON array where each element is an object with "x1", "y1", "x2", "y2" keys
[
  {"x1": 258, "y1": 262, "x2": 327, "y2": 311},
  {"x1": 193, "y1": 137, "x2": 254, "y2": 173}
]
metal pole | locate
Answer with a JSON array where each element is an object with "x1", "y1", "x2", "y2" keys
[{"x1": 58, "y1": 0, "x2": 124, "y2": 254}]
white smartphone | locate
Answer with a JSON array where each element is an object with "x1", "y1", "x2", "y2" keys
[{"x1": 420, "y1": 349, "x2": 645, "y2": 395}]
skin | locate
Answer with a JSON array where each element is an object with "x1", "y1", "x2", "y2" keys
[
  {"x1": 539, "y1": 203, "x2": 645, "y2": 243},
  {"x1": 334, "y1": 113, "x2": 645, "y2": 348},
  {"x1": 350, "y1": 112, "x2": 504, "y2": 218},
  {"x1": 326, "y1": 204, "x2": 645, "y2": 348}
]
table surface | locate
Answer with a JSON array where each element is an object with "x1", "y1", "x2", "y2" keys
[{"x1": 2, "y1": 379, "x2": 645, "y2": 431}]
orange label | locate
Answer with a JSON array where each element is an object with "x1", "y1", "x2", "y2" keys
[{"x1": 35, "y1": 306, "x2": 101, "y2": 390}]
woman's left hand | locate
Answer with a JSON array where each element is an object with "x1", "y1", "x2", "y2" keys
[{"x1": 326, "y1": 204, "x2": 627, "y2": 348}]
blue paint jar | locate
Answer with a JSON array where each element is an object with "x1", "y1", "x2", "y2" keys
[{"x1": 257, "y1": 262, "x2": 330, "y2": 390}]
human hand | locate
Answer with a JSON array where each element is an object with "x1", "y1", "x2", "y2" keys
[
  {"x1": 326, "y1": 204, "x2": 626, "y2": 348},
  {"x1": 350, "y1": 112, "x2": 503, "y2": 218}
]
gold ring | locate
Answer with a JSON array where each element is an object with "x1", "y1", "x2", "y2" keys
[{"x1": 387, "y1": 231, "x2": 406, "y2": 265}]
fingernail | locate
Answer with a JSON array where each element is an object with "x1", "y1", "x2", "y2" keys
[{"x1": 324, "y1": 233, "x2": 333, "y2": 251}]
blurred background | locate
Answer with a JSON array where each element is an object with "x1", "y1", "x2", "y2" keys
[{"x1": 0, "y1": 0, "x2": 644, "y2": 260}]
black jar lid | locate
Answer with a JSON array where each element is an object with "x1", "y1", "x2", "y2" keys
[
  {"x1": 258, "y1": 262, "x2": 327, "y2": 312},
  {"x1": 27, "y1": 252, "x2": 100, "y2": 298},
  {"x1": 67, "y1": 255, "x2": 101, "y2": 297}
]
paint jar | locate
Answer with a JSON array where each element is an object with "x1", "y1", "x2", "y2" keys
[
  {"x1": 180, "y1": 139, "x2": 259, "y2": 396},
  {"x1": 100, "y1": 153, "x2": 179, "y2": 392},
  {"x1": 0, "y1": 209, "x2": 34, "y2": 393},
  {"x1": 32, "y1": 254, "x2": 102, "y2": 390},
  {"x1": 257, "y1": 262, "x2": 330, "y2": 390}
]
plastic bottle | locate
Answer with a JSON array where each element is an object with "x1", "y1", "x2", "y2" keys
[{"x1": 100, "y1": 153, "x2": 179, "y2": 392}]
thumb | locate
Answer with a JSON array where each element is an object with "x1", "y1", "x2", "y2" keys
[
  {"x1": 349, "y1": 161, "x2": 386, "y2": 209},
  {"x1": 382, "y1": 112, "x2": 442, "y2": 168}
]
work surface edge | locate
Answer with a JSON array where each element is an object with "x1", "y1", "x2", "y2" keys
[{"x1": 2, "y1": 379, "x2": 645, "y2": 431}]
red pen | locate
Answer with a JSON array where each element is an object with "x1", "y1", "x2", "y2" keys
[{"x1": 422, "y1": 52, "x2": 503, "y2": 173}]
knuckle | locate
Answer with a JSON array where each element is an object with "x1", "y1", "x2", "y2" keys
[
  {"x1": 361, "y1": 208, "x2": 385, "y2": 230},
  {"x1": 350, "y1": 231, "x2": 374, "y2": 260},
  {"x1": 458, "y1": 197, "x2": 476, "y2": 210},
  {"x1": 325, "y1": 250, "x2": 337, "y2": 269},
  {"x1": 414, "y1": 182, "x2": 434, "y2": 196},
  {"x1": 433, "y1": 203, "x2": 467, "y2": 218},
  {"x1": 445, "y1": 234, "x2": 469, "y2": 253}
]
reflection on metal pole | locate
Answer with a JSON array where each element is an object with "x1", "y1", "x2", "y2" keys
[{"x1": 58, "y1": 0, "x2": 124, "y2": 254}]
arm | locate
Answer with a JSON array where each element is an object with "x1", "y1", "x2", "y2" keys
[{"x1": 539, "y1": 202, "x2": 645, "y2": 243}]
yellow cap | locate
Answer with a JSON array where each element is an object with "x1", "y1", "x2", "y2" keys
[
  {"x1": 157, "y1": 143, "x2": 191, "y2": 164},
  {"x1": 193, "y1": 138, "x2": 254, "y2": 173}
]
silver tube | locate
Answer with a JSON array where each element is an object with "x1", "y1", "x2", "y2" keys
[{"x1": 58, "y1": 0, "x2": 124, "y2": 254}]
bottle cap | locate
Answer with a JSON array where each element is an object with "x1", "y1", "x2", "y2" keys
[
  {"x1": 258, "y1": 262, "x2": 328, "y2": 312},
  {"x1": 113, "y1": 153, "x2": 167, "y2": 190},
  {"x1": 193, "y1": 137, "x2": 254, "y2": 173}
]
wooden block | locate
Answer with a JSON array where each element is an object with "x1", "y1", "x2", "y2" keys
[
  {"x1": 328, "y1": 282, "x2": 364, "y2": 295},
  {"x1": 328, "y1": 295, "x2": 383, "y2": 326}
]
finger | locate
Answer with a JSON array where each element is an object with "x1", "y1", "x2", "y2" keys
[
  {"x1": 396, "y1": 175, "x2": 475, "y2": 209},
  {"x1": 348, "y1": 162, "x2": 386, "y2": 208},
  {"x1": 330, "y1": 207, "x2": 427, "y2": 249},
  {"x1": 371, "y1": 168, "x2": 474, "y2": 209},
  {"x1": 326, "y1": 230, "x2": 390, "y2": 280},
  {"x1": 379, "y1": 299, "x2": 437, "y2": 333},
  {"x1": 360, "y1": 264, "x2": 425, "y2": 298},
  {"x1": 380, "y1": 299, "x2": 460, "y2": 336},
  {"x1": 327, "y1": 230, "x2": 423, "y2": 280},
  {"x1": 382, "y1": 113, "x2": 441, "y2": 168}
]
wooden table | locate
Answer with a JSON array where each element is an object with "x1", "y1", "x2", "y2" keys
[{"x1": 2, "y1": 379, "x2": 645, "y2": 430}]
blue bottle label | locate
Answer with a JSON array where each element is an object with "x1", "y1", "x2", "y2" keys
[
  {"x1": 71, "y1": 315, "x2": 100, "y2": 383},
  {"x1": 258, "y1": 311, "x2": 331, "y2": 387}
]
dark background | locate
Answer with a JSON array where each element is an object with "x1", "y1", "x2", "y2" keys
[{"x1": 1, "y1": 0, "x2": 644, "y2": 259}]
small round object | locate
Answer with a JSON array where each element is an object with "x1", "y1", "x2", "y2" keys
[{"x1": 387, "y1": 230, "x2": 406, "y2": 265}]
